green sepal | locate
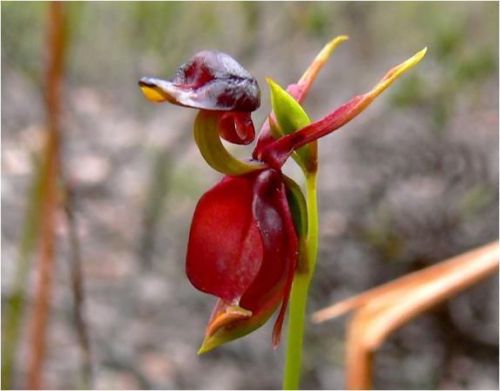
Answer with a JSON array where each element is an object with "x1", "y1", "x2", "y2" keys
[
  {"x1": 197, "y1": 304, "x2": 276, "y2": 354},
  {"x1": 267, "y1": 78, "x2": 317, "y2": 174},
  {"x1": 194, "y1": 110, "x2": 266, "y2": 176},
  {"x1": 283, "y1": 175, "x2": 309, "y2": 274},
  {"x1": 198, "y1": 279, "x2": 286, "y2": 353}
]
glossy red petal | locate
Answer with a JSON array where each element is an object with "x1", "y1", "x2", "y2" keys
[
  {"x1": 189, "y1": 169, "x2": 298, "y2": 351},
  {"x1": 271, "y1": 177, "x2": 299, "y2": 348},
  {"x1": 218, "y1": 112, "x2": 256, "y2": 145},
  {"x1": 186, "y1": 174, "x2": 264, "y2": 303},
  {"x1": 240, "y1": 170, "x2": 298, "y2": 346}
]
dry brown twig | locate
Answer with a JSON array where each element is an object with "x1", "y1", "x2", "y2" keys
[
  {"x1": 26, "y1": 3, "x2": 66, "y2": 388},
  {"x1": 312, "y1": 241, "x2": 499, "y2": 389}
]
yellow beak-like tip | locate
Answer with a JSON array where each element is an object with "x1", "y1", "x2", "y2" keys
[{"x1": 139, "y1": 84, "x2": 167, "y2": 103}]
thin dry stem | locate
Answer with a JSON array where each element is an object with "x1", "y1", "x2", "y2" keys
[
  {"x1": 312, "y1": 242, "x2": 499, "y2": 323},
  {"x1": 63, "y1": 186, "x2": 93, "y2": 388},
  {"x1": 26, "y1": 3, "x2": 65, "y2": 388},
  {"x1": 345, "y1": 310, "x2": 374, "y2": 390}
]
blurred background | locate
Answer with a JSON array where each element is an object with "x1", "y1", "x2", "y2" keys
[{"x1": 1, "y1": 2, "x2": 498, "y2": 389}]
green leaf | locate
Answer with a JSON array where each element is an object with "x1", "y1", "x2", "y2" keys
[{"x1": 267, "y1": 78, "x2": 317, "y2": 173}]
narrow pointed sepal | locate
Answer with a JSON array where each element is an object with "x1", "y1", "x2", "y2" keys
[
  {"x1": 253, "y1": 35, "x2": 348, "y2": 160},
  {"x1": 369, "y1": 47, "x2": 427, "y2": 99},
  {"x1": 292, "y1": 35, "x2": 349, "y2": 102},
  {"x1": 262, "y1": 48, "x2": 428, "y2": 167}
]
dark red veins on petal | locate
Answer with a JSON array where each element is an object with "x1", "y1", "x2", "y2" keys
[{"x1": 186, "y1": 174, "x2": 264, "y2": 304}]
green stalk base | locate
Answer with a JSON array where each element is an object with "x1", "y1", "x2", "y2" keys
[{"x1": 283, "y1": 173, "x2": 318, "y2": 390}]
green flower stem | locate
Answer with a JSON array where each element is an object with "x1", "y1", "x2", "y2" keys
[{"x1": 283, "y1": 171, "x2": 319, "y2": 390}]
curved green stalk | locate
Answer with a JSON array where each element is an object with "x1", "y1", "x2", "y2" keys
[
  {"x1": 283, "y1": 171, "x2": 319, "y2": 390},
  {"x1": 194, "y1": 111, "x2": 266, "y2": 176}
]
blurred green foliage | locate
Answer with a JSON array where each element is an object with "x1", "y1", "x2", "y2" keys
[
  {"x1": 1, "y1": 2, "x2": 45, "y2": 83},
  {"x1": 390, "y1": 3, "x2": 498, "y2": 132}
]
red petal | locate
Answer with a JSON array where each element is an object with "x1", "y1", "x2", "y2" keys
[
  {"x1": 191, "y1": 169, "x2": 299, "y2": 350},
  {"x1": 218, "y1": 112, "x2": 256, "y2": 145},
  {"x1": 186, "y1": 175, "x2": 264, "y2": 303},
  {"x1": 239, "y1": 170, "x2": 298, "y2": 347},
  {"x1": 271, "y1": 178, "x2": 299, "y2": 347}
]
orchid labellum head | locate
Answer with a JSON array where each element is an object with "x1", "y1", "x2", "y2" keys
[
  {"x1": 139, "y1": 50, "x2": 260, "y2": 112},
  {"x1": 139, "y1": 50, "x2": 260, "y2": 144}
]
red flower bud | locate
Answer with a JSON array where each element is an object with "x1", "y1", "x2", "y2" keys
[{"x1": 186, "y1": 169, "x2": 298, "y2": 352}]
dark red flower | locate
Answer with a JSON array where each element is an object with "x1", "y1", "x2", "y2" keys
[
  {"x1": 138, "y1": 44, "x2": 426, "y2": 353},
  {"x1": 186, "y1": 168, "x2": 298, "y2": 352}
]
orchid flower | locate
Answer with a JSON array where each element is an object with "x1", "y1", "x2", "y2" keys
[{"x1": 139, "y1": 37, "x2": 426, "y2": 386}]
